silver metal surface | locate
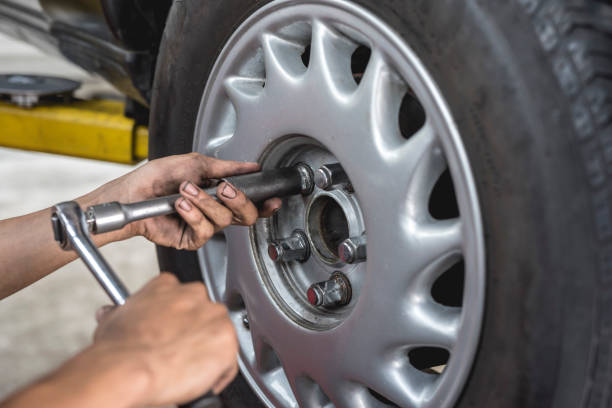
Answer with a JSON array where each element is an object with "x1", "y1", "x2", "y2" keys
[
  {"x1": 52, "y1": 201, "x2": 129, "y2": 305},
  {"x1": 87, "y1": 195, "x2": 181, "y2": 234},
  {"x1": 268, "y1": 230, "x2": 310, "y2": 263},
  {"x1": 314, "y1": 163, "x2": 350, "y2": 190},
  {"x1": 307, "y1": 271, "x2": 351, "y2": 308},
  {"x1": 194, "y1": 1, "x2": 486, "y2": 407},
  {"x1": 338, "y1": 235, "x2": 367, "y2": 264}
]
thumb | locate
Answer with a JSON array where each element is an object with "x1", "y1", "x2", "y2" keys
[{"x1": 95, "y1": 305, "x2": 116, "y2": 324}]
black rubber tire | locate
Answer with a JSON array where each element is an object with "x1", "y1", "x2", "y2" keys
[{"x1": 149, "y1": 0, "x2": 612, "y2": 407}]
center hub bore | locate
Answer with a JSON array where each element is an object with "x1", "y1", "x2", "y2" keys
[
  {"x1": 251, "y1": 136, "x2": 366, "y2": 328},
  {"x1": 306, "y1": 193, "x2": 351, "y2": 264}
]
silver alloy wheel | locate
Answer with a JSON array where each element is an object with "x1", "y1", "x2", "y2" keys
[{"x1": 193, "y1": 1, "x2": 485, "y2": 407}]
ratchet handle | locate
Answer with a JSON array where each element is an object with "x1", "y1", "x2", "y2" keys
[
  {"x1": 52, "y1": 202, "x2": 130, "y2": 305},
  {"x1": 88, "y1": 165, "x2": 313, "y2": 234}
]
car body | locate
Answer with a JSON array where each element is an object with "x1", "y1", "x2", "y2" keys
[{"x1": 0, "y1": 0, "x2": 170, "y2": 105}]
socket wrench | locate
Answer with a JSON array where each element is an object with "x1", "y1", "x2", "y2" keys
[{"x1": 51, "y1": 164, "x2": 314, "y2": 304}]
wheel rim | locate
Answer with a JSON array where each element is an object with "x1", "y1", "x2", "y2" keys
[{"x1": 193, "y1": 1, "x2": 485, "y2": 407}]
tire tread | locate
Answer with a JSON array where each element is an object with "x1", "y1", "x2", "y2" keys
[{"x1": 519, "y1": 0, "x2": 612, "y2": 406}]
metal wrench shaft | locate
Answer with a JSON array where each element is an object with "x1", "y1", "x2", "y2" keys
[{"x1": 87, "y1": 164, "x2": 313, "y2": 234}]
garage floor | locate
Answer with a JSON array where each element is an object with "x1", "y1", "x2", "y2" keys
[{"x1": 0, "y1": 34, "x2": 159, "y2": 399}]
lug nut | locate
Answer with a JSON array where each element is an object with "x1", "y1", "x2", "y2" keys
[
  {"x1": 307, "y1": 271, "x2": 352, "y2": 308},
  {"x1": 268, "y1": 229, "x2": 310, "y2": 263},
  {"x1": 314, "y1": 163, "x2": 350, "y2": 190},
  {"x1": 338, "y1": 235, "x2": 367, "y2": 264}
]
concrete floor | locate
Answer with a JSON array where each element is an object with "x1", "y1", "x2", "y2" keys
[{"x1": 0, "y1": 34, "x2": 159, "y2": 399}]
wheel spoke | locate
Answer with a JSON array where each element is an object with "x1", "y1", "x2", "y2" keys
[
  {"x1": 358, "y1": 49, "x2": 408, "y2": 151},
  {"x1": 397, "y1": 121, "x2": 446, "y2": 212},
  {"x1": 214, "y1": 33, "x2": 307, "y2": 161},
  {"x1": 220, "y1": 227, "x2": 253, "y2": 302},
  {"x1": 355, "y1": 358, "x2": 438, "y2": 408},
  {"x1": 252, "y1": 331, "x2": 284, "y2": 374},
  {"x1": 266, "y1": 369, "x2": 299, "y2": 408},
  {"x1": 346, "y1": 288, "x2": 460, "y2": 357},
  {"x1": 224, "y1": 75, "x2": 265, "y2": 112},
  {"x1": 362, "y1": 210, "x2": 462, "y2": 294},
  {"x1": 321, "y1": 49, "x2": 410, "y2": 189},
  {"x1": 261, "y1": 32, "x2": 306, "y2": 89},
  {"x1": 404, "y1": 124, "x2": 447, "y2": 220},
  {"x1": 402, "y1": 300, "x2": 461, "y2": 349},
  {"x1": 325, "y1": 382, "x2": 374, "y2": 408},
  {"x1": 410, "y1": 218, "x2": 463, "y2": 275},
  {"x1": 200, "y1": 232, "x2": 228, "y2": 301},
  {"x1": 348, "y1": 216, "x2": 462, "y2": 352},
  {"x1": 212, "y1": 106, "x2": 272, "y2": 162},
  {"x1": 347, "y1": 120, "x2": 442, "y2": 222},
  {"x1": 292, "y1": 375, "x2": 335, "y2": 408},
  {"x1": 259, "y1": 363, "x2": 299, "y2": 408},
  {"x1": 308, "y1": 19, "x2": 358, "y2": 95}
]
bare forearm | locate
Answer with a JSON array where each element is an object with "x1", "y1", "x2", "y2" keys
[
  {"x1": 0, "y1": 179, "x2": 129, "y2": 299},
  {"x1": 0, "y1": 153, "x2": 273, "y2": 299},
  {"x1": 0, "y1": 345, "x2": 150, "y2": 408}
]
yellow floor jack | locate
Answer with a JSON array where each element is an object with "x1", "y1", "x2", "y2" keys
[{"x1": 0, "y1": 74, "x2": 147, "y2": 164}]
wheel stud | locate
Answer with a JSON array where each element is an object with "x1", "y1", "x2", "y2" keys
[
  {"x1": 268, "y1": 229, "x2": 310, "y2": 263},
  {"x1": 338, "y1": 235, "x2": 367, "y2": 264},
  {"x1": 242, "y1": 313, "x2": 250, "y2": 330},
  {"x1": 314, "y1": 163, "x2": 350, "y2": 190},
  {"x1": 307, "y1": 272, "x2": 352, "y2": 308}
]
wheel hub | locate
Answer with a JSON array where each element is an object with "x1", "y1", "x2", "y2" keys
[{"x1": 254, "y1": 139, "x2": 366, "y2": 327}]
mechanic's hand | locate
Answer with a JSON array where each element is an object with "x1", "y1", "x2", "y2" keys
[
  {"x1": 93, "y1": 273, "x2": 238, "y2": 406},
  {"x1": 85, "y1": 152, "x2": 282, "y2": 249}
]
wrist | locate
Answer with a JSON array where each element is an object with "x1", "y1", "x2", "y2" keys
[{"x1": 77, "y1": 175, "x2": 126, "y2": 208}]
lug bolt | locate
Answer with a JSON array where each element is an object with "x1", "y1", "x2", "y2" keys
[
  {"x1": 267, "y1": 229, "x2": 310, "y2": 263},
  {"x1": 314, "y1": 163, "x2": 350, "y2": 190},
  {"x1": 242, "y1": 313, "x2": 250, "y2": 330},
  {"x1": 338, "y1": 235, "x2": 367, "y2": 264},
  {"x1": 307, "y1": 271, "x2": 352, "y2": 308}
]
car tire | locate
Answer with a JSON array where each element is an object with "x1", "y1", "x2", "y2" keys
[{"x1": 149, "y1": 0, "x2": 612, "y2": 407}]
